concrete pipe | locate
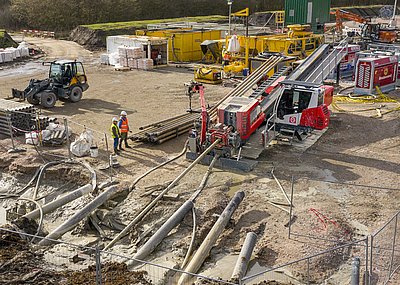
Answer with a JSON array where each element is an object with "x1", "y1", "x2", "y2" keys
[
  {"x1": 39, "y1": 186, "x2": 118, "y2": 246},
  {"x1": 178, "y1": 191, "x2": 245, "y2": 285},
  {"x1": 231, "y1": 232, "x2": 257, "y2": 281}
]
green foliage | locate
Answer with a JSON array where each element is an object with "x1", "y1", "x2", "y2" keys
[
  {"x1": 3, "y1": 0, "x2": 396, "y2": 31},
  {"x1": 0, "y1": 29, "x2": 18, "y2": 48}
]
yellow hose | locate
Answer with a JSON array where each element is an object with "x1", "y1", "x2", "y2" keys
[{"x1": 332, "y1": 87, "x2": 400, "y2": 117}]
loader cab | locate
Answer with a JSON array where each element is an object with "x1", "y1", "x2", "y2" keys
[{"x1": 49, "y1": 60, "x2": 88, "y2": 88}]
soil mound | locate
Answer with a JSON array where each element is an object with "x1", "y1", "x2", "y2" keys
[
  {"x1": 0, "y1": 30, "x2": 17, "y2": 48},
  {"x1": 70, "y1": 26, "x2": 136, "y2": 50}
]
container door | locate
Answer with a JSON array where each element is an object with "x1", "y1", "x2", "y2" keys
[{"x1": 307, "y1": 2, "x2": 313, "y2": 24}]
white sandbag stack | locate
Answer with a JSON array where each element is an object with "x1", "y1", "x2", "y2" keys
[
  {"x1": 137, "y1": 58, "x2": 154, "y2": 70},
  {"x1": 108, "y1": 52, "x2": 119, "y2": 66},
  {"x1": 15, "y1": 49, "x2": 21, "y2": 58},
  {"x1": 118, "y1": 46, "x2": 128, "y2": 67},
  {"x1": 126, "y1": 47, "x2": 142, "y2": 58},
  {"x1": 0, "y1": 53, "x2": 3, "y2": 64},
  {"x1": 5, "y1": 48, "x2": 17, "y2": 59},
  {"x1": 17, "y1": 42, "x2": 30, "y2": 57},
  {"x1": 2, "y1": 51, "x2": 13, "y2": 62},
  {"x1": 100, "y1": 54, "x2": 109, "y2": 65},
  {"x1": 128, "y1": 58, "x2": 138, "y2": 69}
]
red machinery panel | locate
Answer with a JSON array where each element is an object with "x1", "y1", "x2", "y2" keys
[
  {"x1": 321, "y1": 85, "x2": 334, "y2": 106},
  {"x1": 218, "y1": 97, "x2": 265, "y2": 140},
  {"x1": 300, "y1": 105, "x2": 330, "y2": 130},
  {"x1": 355, "y1": 55, "x2": 398, "y2": 94}
]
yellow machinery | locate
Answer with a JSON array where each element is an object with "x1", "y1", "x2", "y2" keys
[
  {"x1": 194, "y1": 67, "x2": 222, "y2": 84},
  {"x1": 221, "y1": 24, "x2": 323, "y2": 77},
  {"x1": 136, "y1": 29, "x2": 221, "y2": 62},
  {"x1": 227, "y1": 25, "x2": 324, "y2": 59},
  {"x1": 262, "y1": 25, "x2": 324, "y2": 58}
]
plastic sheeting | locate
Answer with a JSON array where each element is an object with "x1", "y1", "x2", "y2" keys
[
  {"x1": 100, "y1": 54, "x2": 109, "y2": 65},
  {"x1": 108, "y1": 52, "x2": 119, "y2": 66},
  {"x1": 227, "y1": 35, "x2": 241, "y2": 53},
  {"x1": 70, "y1": 130, "x2": 94, "y2": 157}
]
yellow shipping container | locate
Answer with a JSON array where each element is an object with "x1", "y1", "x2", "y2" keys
[{"x1": 136, "y1": 29, "x2": 221, "y2": 62}]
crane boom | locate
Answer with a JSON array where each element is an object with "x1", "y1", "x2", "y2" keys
[{"x1": 330, "y1": 9, "x2": 369, "y2": 33}]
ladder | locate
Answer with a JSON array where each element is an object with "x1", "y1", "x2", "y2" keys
[
  {"x1": 249, "y1": 66, "x2": 292, "y2": 99},
  {"x1": 303, "y1": 37, "x2": 350, "y2": 84}
]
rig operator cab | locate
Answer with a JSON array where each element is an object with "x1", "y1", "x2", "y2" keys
[{"x1": 274, "y1": 81, "x2": 333, "y2": 131}]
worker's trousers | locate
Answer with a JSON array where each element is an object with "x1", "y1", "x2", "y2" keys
[
  {"x1": 113, "y1": 137, "x2": 119, "y2": 150},
  {"x1": 119, "y1": 132, "x2": 129, "y2": 148}
]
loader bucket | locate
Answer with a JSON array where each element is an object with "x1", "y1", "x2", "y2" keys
[{"x1": 11, "y1": 88, "x2": 26, "y2": 100}]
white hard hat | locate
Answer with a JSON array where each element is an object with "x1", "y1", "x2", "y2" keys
[
  {"x1": 120, "y1": 111, "x2": 127, "y2": 116},
  {"x1": 112, "y1": 117, "x2": 118, "y2": 122}
]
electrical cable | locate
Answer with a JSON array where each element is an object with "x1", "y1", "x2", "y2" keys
[
  {"x1": 128, "y1": 140, "x2": 188, "y2": 191},
  {"x1": 0, "y1": 194, "x2": 44, "y2": 243},
  {"x1": 15, "y1": 166, "x2": 43, "y2": 195},
  {"x1": 181, "y1": 206, "x2": 197, "y2": 269}
]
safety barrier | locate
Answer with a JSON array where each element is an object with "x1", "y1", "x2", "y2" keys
[
  {"x1": 370, "y1": 210, "x2": 400, "y2": 284},
  {"x1": 22, "y1": 30, "x2": 55, "y2": 38},
  {"x1": 1, "y1": 109, "x2": 113, "y2": 181},
  {"x1": 0, "y1": 227, "x2": 235, "y2": 285},
  {"x1": 241, "y1": 238, "x2": 369, "y2": 285},
  {"x1": 287, "y1": 178, "x2": 354, "y2": 246}
]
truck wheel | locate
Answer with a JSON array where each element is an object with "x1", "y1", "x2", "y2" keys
[
  {"x1": 27, "y1": 96, "x2": 39, "y2": 105},
  {"x1": 69, "y1": 86, "x2": 83, "y2": 102},
  {"x1": 40, "y1": 92, "x2": 57, "y2": 108}
]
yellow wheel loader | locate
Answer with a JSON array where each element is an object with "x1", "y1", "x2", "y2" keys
[{"x1": 12, "y1": 60, "x2": 89, "y2": 108}]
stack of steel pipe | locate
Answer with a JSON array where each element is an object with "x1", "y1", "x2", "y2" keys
[
  {"x1": 0, "y1": 99, "x2": 51, "y2": 136},
  {"x1": 131, "y1": 56, "x2": 283, "y2": 144}
]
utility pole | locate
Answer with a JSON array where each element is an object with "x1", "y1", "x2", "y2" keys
[
  {"x1": 228, "y1": 0, "x2": 233, "y2": 36},
  {"x1": 389, "y1": 0, "x2": 398, "y2": 27}
]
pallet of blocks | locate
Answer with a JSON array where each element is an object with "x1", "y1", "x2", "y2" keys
[
  {"x1": 137, "y1": 58, "x2": 154, "y2": 70},
  {"x1": 118, "y1": 46, "x2": 128, "y2": 68},
  {"x1": 116, "y1": 46, "x2": 144, "y2": 70}
]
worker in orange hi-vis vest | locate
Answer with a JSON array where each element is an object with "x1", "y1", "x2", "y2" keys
[
  {"x1": 118, "y1": 111, "x2": 132, "y2": 150},
  {"x1": 222, "y1": 48, "x2": 231, "y2": 66}
]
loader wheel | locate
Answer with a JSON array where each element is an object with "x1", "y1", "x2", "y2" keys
[
  {"x1": 27, "y1": 96, "x2": 39, "y2": 105},
  {"x1": 40, "y1": 92, "x2": 57, "y2": 108},
  {"x1": 69, "y1": 86, "x2": 83, "y2": 102}
]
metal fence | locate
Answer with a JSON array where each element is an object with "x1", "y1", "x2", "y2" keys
[
  {"x1": 4, "y1": 214, "x2": 400, "y2": 285},
  {"x1": 2, "y1": 109, "x2": 113, "y2": 180},
  {"x1": 241, "y1": 238, "x2": 369, "y2": 285},
  {"x1": 0, "y1": 227, "x2": 235, "y2": 285},
  {"x1": 370, "y1": 211, "x2": 400, "y2": 285}
]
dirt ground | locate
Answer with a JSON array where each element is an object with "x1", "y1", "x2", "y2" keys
[{"x1": 0, "y1": 37, "x2": 400, "y2": 284}]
